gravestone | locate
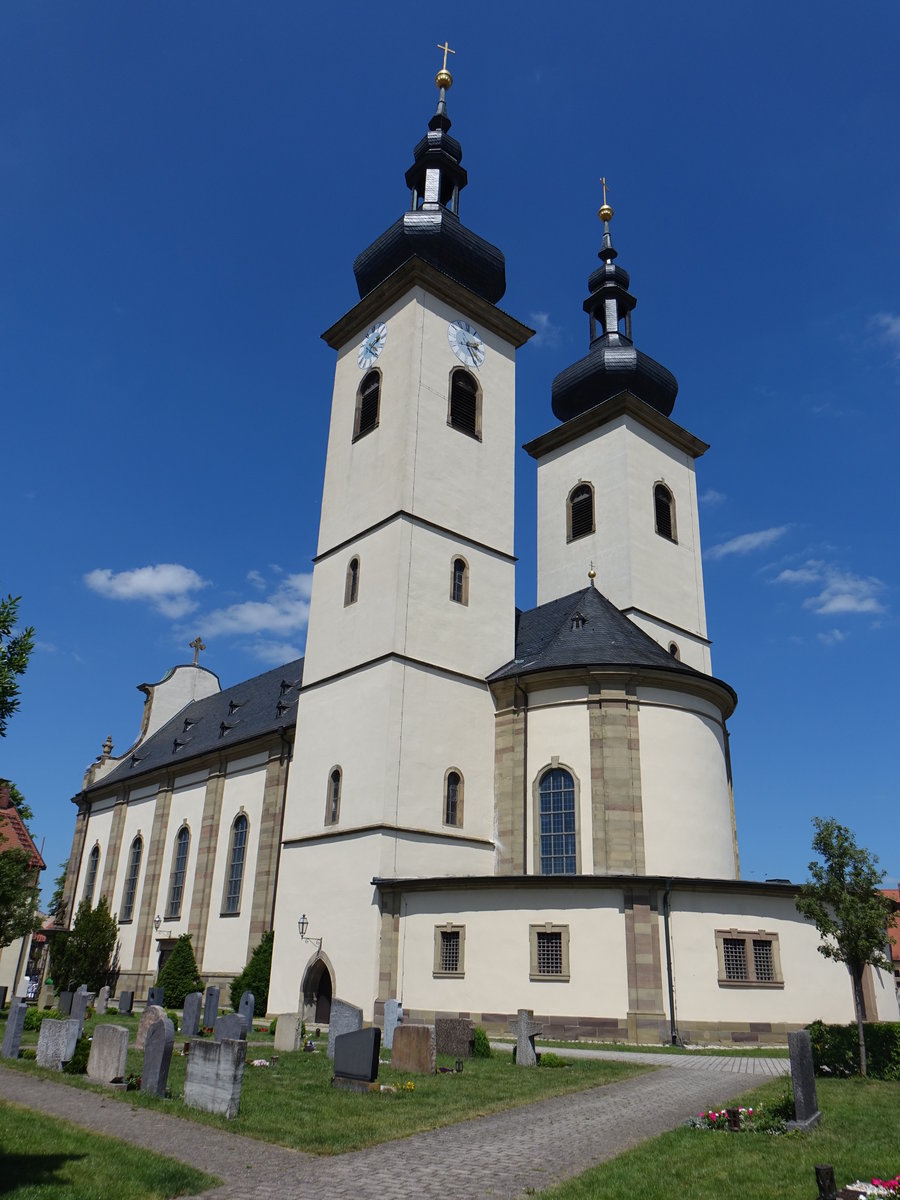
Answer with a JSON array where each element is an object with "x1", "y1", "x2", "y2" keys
[
  {"x1": 58, "y1": 990, "x2": 73, "y2": 1015},
  {"x1": 184, "y1": 1037, "x2": 247, "y2": 1119},
  {"x1": 203, "y1": 985, "x2": 220, "y2": 1029},
  {"x1": 36, "y1": 1018, "x2": 80, "y2": 1070},
  {"x1": 1, "y1": 999, "x2": 26, "y2": 1060},
  {"x1": 95, "y1": 986, "x2": 110, "y2": 1016},
  {"x1": 326, "y1": 998, "x2": 363, "y2": 1060},
  {"x1": 118, "y1": 990, "x2": 134, "y2": 1015},
  {"x1": 38, "y1": 983, "x2": 55, "y2": 1010},
  {"x1": 435, "y1": 1017, "x2": 475, "y2": 1059},
  {"x1": 182, "y1": 992, "x2": 202, "y2": 1039},
  {"x1": 142, "y1": 1016, "x2": 175, "y2": 1098},
  {"x1": 135, "y1": 1004, "x2": 166, "y2": 1050},
  {"x1": 147, "y1": 985, "x2": 164, "y2": 1008},
  {"x1": 334, "y1": 1027, "x2": 381, "y2": 1084},
  {"x1": 87, "y1": 1023, "x2": 129, "y2": 1083},
  {"x1": 391, "y1": 1024, "x2": 436, "y2": 1074},
  {"x1": 70, "y1": 989, "x2": 90, "y2": 1036},
  {"x1": 239, "y1": 990, "x2": 255, "y2": 1029},
  {"x1": 383, "y1": 1000, "x2": 403, "y2": 1050},
  {"x1": 273, "y1": 1013, "x2": 304, "y2": 1053},
  {"x1": 786, "y1": 1029, "x2": 822, "y2": 1131},
  {"x1": 214, "y1": 1013, "x2": 246, "y2": 1042},
  {"x1": 0, "y1": 985, "x2": 7, "y2": 1008},
  {"x1": 511, "y1": 1009, "x2": 543, "y2": 1067}
]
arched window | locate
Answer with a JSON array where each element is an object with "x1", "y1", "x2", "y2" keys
[
  {"x1": 326, "y1": 767, "x2": 342, "y2": 826},
  {"x1": 222, "y1": 814, "x2": 248, "y2": 915},
  {"x1": 82, "y1": 844, "x2": 100, "y2": 907},
  {"x1": 444, "y1": 769, "x2": 464, "y2": 827},
  {"x1": 567, "y1": 483, "x2": 595, "y2": 542},
  {"x1": 344, "y1": 556, "x2": 360, "y2": 606},
  {"x1": 668, "y1": 642, "x2": 680, "y2": 660},
  {"x1": 450, "y1": 556, "x2": 469, "y2": 605},
  {"x1": 448, "y1": 369, "x2": 481, "y2": 439},
  {"x1": 165, "y1": 826, "x2": 190, "y2": 920},
  {"x1": 537, "y1": 768, "x2": 577, "y2": 875},
  {"x1": 354, "y1": 370, "x2": 380, "y2": 440},
  {"x1": 120, "y1": 836, "x2": 143, "y2": 922},
  {"x1": 654, "y1": 483, "x2": 676, "y2": 542}
]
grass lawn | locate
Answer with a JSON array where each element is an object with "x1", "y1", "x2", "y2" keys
[
  {"x1": 539, "y1": 1075, "x2": 900, "y2": 1199},
  {"x1": 2, "y1": 1013, "x2": 648, "y2": 1154},
  {"x1": 0, "y1": 1099, "x2": 219, "y2": 1199}
]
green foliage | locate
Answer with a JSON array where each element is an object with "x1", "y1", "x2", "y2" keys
[
  {"x1": 0, "y1": 592, "x2": 34, "y2": 738},
  {"x1": 48, "y1": 860, "x2": 70, "y2": 926},
  {"x1": 63, "y1": 1036, "x2": 91, "y2": 1075},
  {"x1": 808, "y1": 1019, "x2": 900, "y2": 1080},
  {"x1": 539, "y1": 1052, "x2": 570, "y2": 1068},
  {"x1": 268, "y1": 1015, "x2": 277, "y2": 1035},
  {"x1": 229, "y1": 929, "x2": 274, "y2": 1012},
  {"x1": 50, "y1": 895, "x2": 120, "y2": 992},
  {"x1": 4, "y1": 780, "x2": 34, "y2": 831},
  {"x1": 472, "y1": 1026, "x2": 492, "y2": 1058},
  {"x1": 23, "y1": 1006, "x2": 68, "y2": 1032},
  {"x1": 0, "y1": 846, "x2": 41, "y2": 949},
  {"x1": 155, "y1": 934, "x2": 203, "y2": 1008},
  {"x1": 167, "y1": 1009, "x2": 180, "y2": 1032}
]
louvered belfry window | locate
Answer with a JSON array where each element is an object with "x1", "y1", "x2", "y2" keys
[
  {"x1": 449, "y1": 370, "x2": 479, "y2": 437},
  {"x1": 654, "y1": 483, "x2": 676, "y2": 541},
  {"x1": 355, "y1": 371, "x2": 380, "y2": 438},
  {"x1": 568, "y1": 484, "x2": 594, "y2": 541}
]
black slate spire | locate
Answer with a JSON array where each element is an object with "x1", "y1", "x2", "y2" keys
[{"x1": 551, "y1": 189, "x2": 678, "y2": 422}]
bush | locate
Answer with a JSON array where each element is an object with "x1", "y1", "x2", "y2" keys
[
  {"x1": 268, "y1": 1016, "x2": 277, "y2": 1035},
  {"x1": 63, "y1": 1037, "x2": 90, "y2": 1075},
  {"x1": 23, "y1": 1007, "x2": 67, "y2": 1033},
  {"x1": 167, "y1": 1010, "x2": 180, "y2": 1032},
  {"x1": 229, "y1": 930, "x2": 273, "y2": 1013},
  {"x1": 808, "y1": 1019, "x2": 900, "y2": 1079},
  {"x1": 155, "y1": 935, "x2": 203, "y2": 1009},
  {"x1": 49, "y1": 895, "x2": 119, "y2": 993},
  {"x1": 539, "y1": 1052, "x2": 570, "y2": 1068},
  {"x1": 472, "y1": 1026, "x2": 492, "y2": 1058}
]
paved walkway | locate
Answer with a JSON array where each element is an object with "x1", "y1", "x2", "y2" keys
[{"x1": 0, "y1": 1052, "x2": 788, "y2": 1200}]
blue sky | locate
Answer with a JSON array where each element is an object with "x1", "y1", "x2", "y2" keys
[{"x1": 2, "y1": 1, "x2": 898, "y2": 904}]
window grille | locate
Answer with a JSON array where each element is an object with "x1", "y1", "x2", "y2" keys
[
  {"x1": 166, "y1": 827, "x2": 190, "y2": 920},
  {"x1": 83, "y1": 845, "x2": 100, "y2": 907},
  {"x1": 654, "y1": 484, "x2": 676, "y2": 541},
  {"x1": 355, "y1": 371, "x2": 380, "y2": 438},
  {"x1": 223, "y1": 816, "x2": 248, "y2": 914},
  {"x1": 536, "y1": 931, "x2": 563, "y2": 975},
  {"x1": 449, "y1": 371, "x2": 479, "y2": 437},
  {"x1": 120, "y1": 837, "x2": 143, "y2": 922},
  {"x1": 568, "y1": 485, "x2": 594, "y2": 540},
  {"x1": 722, "y1": 937, "x2": 748, "y2": 981},
  {"x1": 538, "y1": 768, "x2": 577, "y2": 875},
  {"x1": 440, "y1": 930, "x2": 460, "y2": 973},
  {"x1": 753, "y1": 939, "x2": 775, "y2": 981}
]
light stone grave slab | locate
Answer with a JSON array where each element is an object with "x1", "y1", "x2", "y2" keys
[
  {"x1": 239, "y1": 991, "x2": 255, "y2": 1029},
  {"x1": 118, "y1": 990, "x2": 134, "y2": 1015},
  {"x1": 36, "y1": 1018, "x2": 80, "y2": 1070},
  {"x1": 184, "y1": 1037, "x2": 246, "y2": 1119},
  {"x1": 383, "y1": 1000, "x2": 403, "y2": 1050},
  {"x1": 203, "y1": 986, "x2": 220, "y2": 1029},
  {"x1": 511, "y1": 1009, "x2": 542, "y2": 1067},
  {"x1": 326, "y1": 998, "x2": 363, "y2": 1061},
  {"x1": 87, "y1": 1023, "x2": 129, "y2": 1083},
  {"x1": 390, "y1": 1024, "x2": 436, "y2": 1074},
  {"x1": 786, "y1": 1029, "x2": 822, "y2": 1130},
  {"x1": 273, "y1": 1013, "x2": 304, "y2": 1053},
  {"x1": 142, "y1": 1016, "x2": 175, "y2": 1098},
  {"x1": 1, "y1": 1000, "x2": 26, "y2": 1060},
  {"x1": 135, "y1": 1004, "x2": 166, "y2": 1050},
  {"x1": 214, "y1": 1013, "x2": 246, "y2": 1042},
  {"x1": 182, "y1": 992, "x2": 202, "y2": 1039},
  {"x1": 95, "y1": 986, "x2": 110, "y2": 1015}
]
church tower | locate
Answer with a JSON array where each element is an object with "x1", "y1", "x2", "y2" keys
[{"x1": 269, "y1": 56, "x2": 532, "y2": 1019}]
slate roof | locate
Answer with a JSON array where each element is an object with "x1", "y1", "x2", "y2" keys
[{"x1": 88, "y1": 658, "x2": 304, "y2": 794}]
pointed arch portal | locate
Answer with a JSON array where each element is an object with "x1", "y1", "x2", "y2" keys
[{"x1": 301, "y1": 957, "x2": 333, "y2": 1025}]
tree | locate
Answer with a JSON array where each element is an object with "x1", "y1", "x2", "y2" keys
[
  {"x1": 47, "y1": 861, "x2": 70, "y2": 927},
  {"x1": 4, "y1": 781, "x2": 34, "y2": 831},
  {"x1": 796, "y1": 817, "x2": 895, "y2": 1076},
  {"x1": 0, "y1": 848, "x2": 41, "y2": 949},
  {"x1": 50, "y1": 895, "x2": 120, "y2": 993},
  {"x1": 0, "y1": 593, "x2": 34, "y2": 738},
  {"x1": 156, "y1": 934, "x2": 203, "y2": 1008},
  {"x1": 229, "y1": 929, "x2": 274, "y2": 1013}
]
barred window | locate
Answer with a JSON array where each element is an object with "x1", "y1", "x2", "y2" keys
[
  {"x1": 166, "y1": 826, "x2": 190, "y2": 920},
  {"x1": 440, "y1": 930, "x2": 460, "y2": 973},
  {"x1": 753, "y1": 939, "x2": 775, "y2": 982},
  {"x1": 120, "y1": 837, "x2": 143, "y2": 922},
  {"x1": 529, "y1": 923, "x2": 570, "y2": 981},
  {"x1": 83, "y1": 844, "x2": 100, "y2": 908},
  {"x1": 723, "y1": 937, "x2": 747, "y2": 981},
  {"x1": 433, "y1": 924, "x2": 465, "y2": 976},
  {"x1": 567, "y1": 484, "x2": 594, "y2": 542},
  {"x1": 536, "y1": 931, "x2": 562, "y2": 975},
  {"x1": 222, "y1": 815, "x2": 248, "y2": 915},
  {"x1": 448, "y1": 369, "x2": 480, "y2": 438},
  {"x1": 716, "y1": 930, "x2": 783, "y2": 987},
  {"x1": 354, "y1": 370, "x2": 380, "y2": 439},
  {"x1": 654, "y1": 483, "x2": 676, "y2": 542}
]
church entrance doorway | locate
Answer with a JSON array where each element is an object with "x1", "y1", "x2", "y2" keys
[{"x1": 301, "y1": 959, "x2": 332, "y2": 1025}]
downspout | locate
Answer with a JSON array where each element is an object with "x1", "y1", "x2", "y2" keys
[
  {"x1": 269, "y1": 727, "x2": 294, "y2": 929},
  {"x1": 662, "y1": 879, "x2": 679, "y2": 1045},
  {"x1": 514, "y1": 677, "x2": 528, "y2": 875}
]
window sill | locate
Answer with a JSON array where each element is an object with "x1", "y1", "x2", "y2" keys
[
  {"x1": 352, "y1": 425, "x2": 379, "y2": 444},
  {"x1": 219, "y1": 910, "x2": 241, "y2": 919},
  {"x1": 717, "y1": 979, "x2": 784, "y2": 989},
  {"x1": 529, "y1": 973, "x2": 570, "y2": 983},
  {"x1": 433, "y1": 970, "x2": 465, "y2": 979},
  {"x1": 118, "y1": 918, "x2": 133, "y2": 926},
  {"x1": 446, "y1": 421, "x2": 482, "y2": 442}
]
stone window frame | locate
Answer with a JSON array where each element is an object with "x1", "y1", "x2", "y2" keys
[
  {"x1": 433, "y1": 922, "x2": 466, "y2": 978},
  {"x1": 353, "y1": 368, "x2": 381, "y2": 441},
  {"x1": 443, "y1": 767, "x2": 464, "y2": 828},
  {"x1": 447, "y1": 367, "x2": 482, "y2": 441},
  {"x1": 165, "y1": 823, "x2": 191, "y2": 921},
  {"x1": 653, "y1": 481, "x2": 677, "y2": 543},
  {"x1": 344, "y1": 556, "x2": 360, "y2": 606},
  {"x1": 567, "y1": 481, "x2": 595, "y2": 542},
  {"x1": 529, "y1": 922, "x2": 571, "y2": 982},
  {"x1": 715, "y1": 929, "x2": 784, "y2": 988},
  {"x1": 532, "y1": 758, "x2": 582, "y2": 876},
  {"x1": 325, "y1": 766, "x2": 342, "y2": 826},
  {"x1": 449, "y1": 555, "x2": 469, "y2": 606},
  {"x1": 82, "y1": 842, "x2": 101, "y2": 908},
  {"x1": 220, "y1": 810, "x2": 249, "y2": 917},
  {"x1": 119, "y1": 834, "x2": 143, "y2": 923}
]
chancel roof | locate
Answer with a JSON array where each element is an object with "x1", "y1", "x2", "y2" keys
[{"x1": 88, "y1": 658, "x2": 304, "y2": 793}]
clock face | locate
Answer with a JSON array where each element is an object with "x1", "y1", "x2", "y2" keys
[
  {"x1": 357, "y1": 321, "x2": 387, "y2": 369},
  {"x1": 448, "y1": 319, "x2": 485, "y2": 369}
]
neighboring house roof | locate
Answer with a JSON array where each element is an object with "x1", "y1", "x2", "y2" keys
[
  {"x1": 87, "y1": 658, "x2": 304, "y2": 794},
  {"x1": 882, "y1": 887, "x2": 900, "y2": 966},
  {"x1": 0, "y1": 783, "x2": 46, "y2": 871}
]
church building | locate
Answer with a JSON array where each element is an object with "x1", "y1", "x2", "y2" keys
[{"x1": 59, "y1": 63, "x2": 897, "y2": 1043}]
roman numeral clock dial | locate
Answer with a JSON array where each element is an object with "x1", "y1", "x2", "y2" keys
[
  {"x1": 448, "y1": 319, "x2": 485, "y2": 368},
  {"x1": 357, "y1": 321, "x2": 387, "y2": 369}
]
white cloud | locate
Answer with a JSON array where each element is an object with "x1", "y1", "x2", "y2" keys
[
  {"x1": 774, "y1": 559, "x2": 887, "y2": 616},
  {"x1": 246, "y1": 569, "x2": 267, "y2": 591},
  {"x1": 244, "y1": 639, "x2": 304, "y2": 665},
  {"x1": 85, "y1": 563, "x2": 209, "y2": 618},
  {"x1": 818, "y1": 629, "x2": 847, "y2": 646},
  {"x1": 200, "y1": 572, "x2": 313, "y2": 637},
  {"x1": 872, "y1": 311, "x2": 900, "y2": 358},
  {"x1": 528, "y1": 311, "x2": 563, "y2": 349},
  {"x1": 706, "y1": 526, "x2": 789, "y2": 561},
  {"x1": 699, "y1": 488, "x2": 726, "y2": 508},
  {"x1": 775, "y1": 560, "x2": 826, "y2": 585}
]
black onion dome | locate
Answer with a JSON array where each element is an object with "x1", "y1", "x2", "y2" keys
[
  {"x1": 551, "y1": 217, "x2": 677, "y2": 422},
  {"x1": 352, "y1": 92, "x2": 506, "y2": 304}
]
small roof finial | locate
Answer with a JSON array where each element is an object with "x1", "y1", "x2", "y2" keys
[
  {"x1": 598, "y1": 177, "x2": 614, "y2": 224},
  {"x1": 189, "y1": 636, "x2": 207, "y2": 666},
  {"x1": 435, "y1": 40, "x2": 455, "y2": 91},
  {"x1": 588, "y1": 562, "x2": 597, "y2": 587}
]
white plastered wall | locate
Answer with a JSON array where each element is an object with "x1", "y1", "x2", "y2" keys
[
  {"x1": 110, "y1": 784, "x2": 158, "y2": 970},
  {"x1": 147, "y1": 772, "x2": 207, "y2": 972},
  {"x1": 74, "y1": 797, "x2": 116, "y2": 910}
]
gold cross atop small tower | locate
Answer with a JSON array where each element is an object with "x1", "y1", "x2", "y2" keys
[
  {"x1": 189, "y1": 636, "x2": 206, "y2": 666},
  {"x1": 598, "y1": 177, "x2": 614, "y2": 223},
  {"x1": 436, "y1": 41, "x2": 455, "y2": 91}
]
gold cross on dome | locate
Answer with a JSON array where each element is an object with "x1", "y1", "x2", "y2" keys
[
  {"x1": 189, "y1": 636, "x2": 206, "y2": 665},
  {"x1": 437, "y1": 41, "x2": 456, "y2": 72}
]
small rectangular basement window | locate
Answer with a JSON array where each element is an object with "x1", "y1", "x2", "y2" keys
[
  {"x1": 433, "y1": 924, "x2": 465, "y2": 977},
  {"x1": 715, "y1": 930, "x2": 783, "y2": 987}
]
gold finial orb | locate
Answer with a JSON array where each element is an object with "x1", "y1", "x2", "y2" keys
[
  {"x1": 598, "y1": 203, "x2": 614, "y2": 222},
  {"x1": 588, "y1": 567, "x2": 597, "y2": 580},
  {"x1": 435, "y1": 67, "x2": 453, "y2": 90}
]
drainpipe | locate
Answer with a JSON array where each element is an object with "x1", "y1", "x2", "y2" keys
[
  {"x1": 514, "y1": 677, "x2": 529, "y2": 875},
  {"x1": 662, "y1": 879, "x2": 679, "y2": 1045}
]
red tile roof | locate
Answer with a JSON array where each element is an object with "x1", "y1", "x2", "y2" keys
[{"x1": 0, "y1": 782, "x2": 46, "y2": 871}]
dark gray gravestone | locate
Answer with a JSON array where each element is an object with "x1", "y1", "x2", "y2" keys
[
  {"x1": 147, "y1": 986, "x2": 164, "y2": 1008},
  {"x1": 238, "y1": 991, "x2": 255, "y2": 1029},
  {"x1": 70, "y1": 989, "x2": 90, "y2": 1036},
  {"x1": 510, "y1": 1009, "x2": 542, "y2": 1067},
  {"x1": 786, "y1": 1029, "x2": 821, "y2": 1131},
  {"x1": 58, "y1": 990, "x2": 73, "y2": 1015},
  {"x1": 184, "y1": 1037, "x2": 246, "y2": 1119},
  {"x1": 95, "y1": 986, "x2": 110, "y2": 1015},
  {"x1": 182, "y1": 991, "x2": 202, "y2": 1039},
  {"x1": 435, "y1": 1017, "x2": 475, "y2": 1059},
  {"x1": 36, "y1": 1018, "x2": 80, "y2": 1070},
  {"x1": 334, "y1": 1027, "x2": 381, "y2": 1082},
  {"x1": 87, "y1": 1024, "x2": 129, "y2": 1083},
  {"x1": 141, "y1": 1016, "x2": 175, "y2": 1098},
  {"x1": 1, "y1": 999, "x2": 26, "y2": 1060},
  {"x1": 383, "y1": 999, "x2": 403, "y2": 1050},
  {"x1": 0, "y1": 985, "x2": 8, "y2": 1009},
  {"x1": 214, "y1": 1013, "x2": 246, "y2": 1042},
  {"x1": 326, "y1": 998, "x2": 363, "y2": 1060},
  {"x1": 203, "y1": 985, "x2": 220, "y2": 1029},
  {"x1": 118, "y1": 990, "x2": 134, "y2": 1015}
]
